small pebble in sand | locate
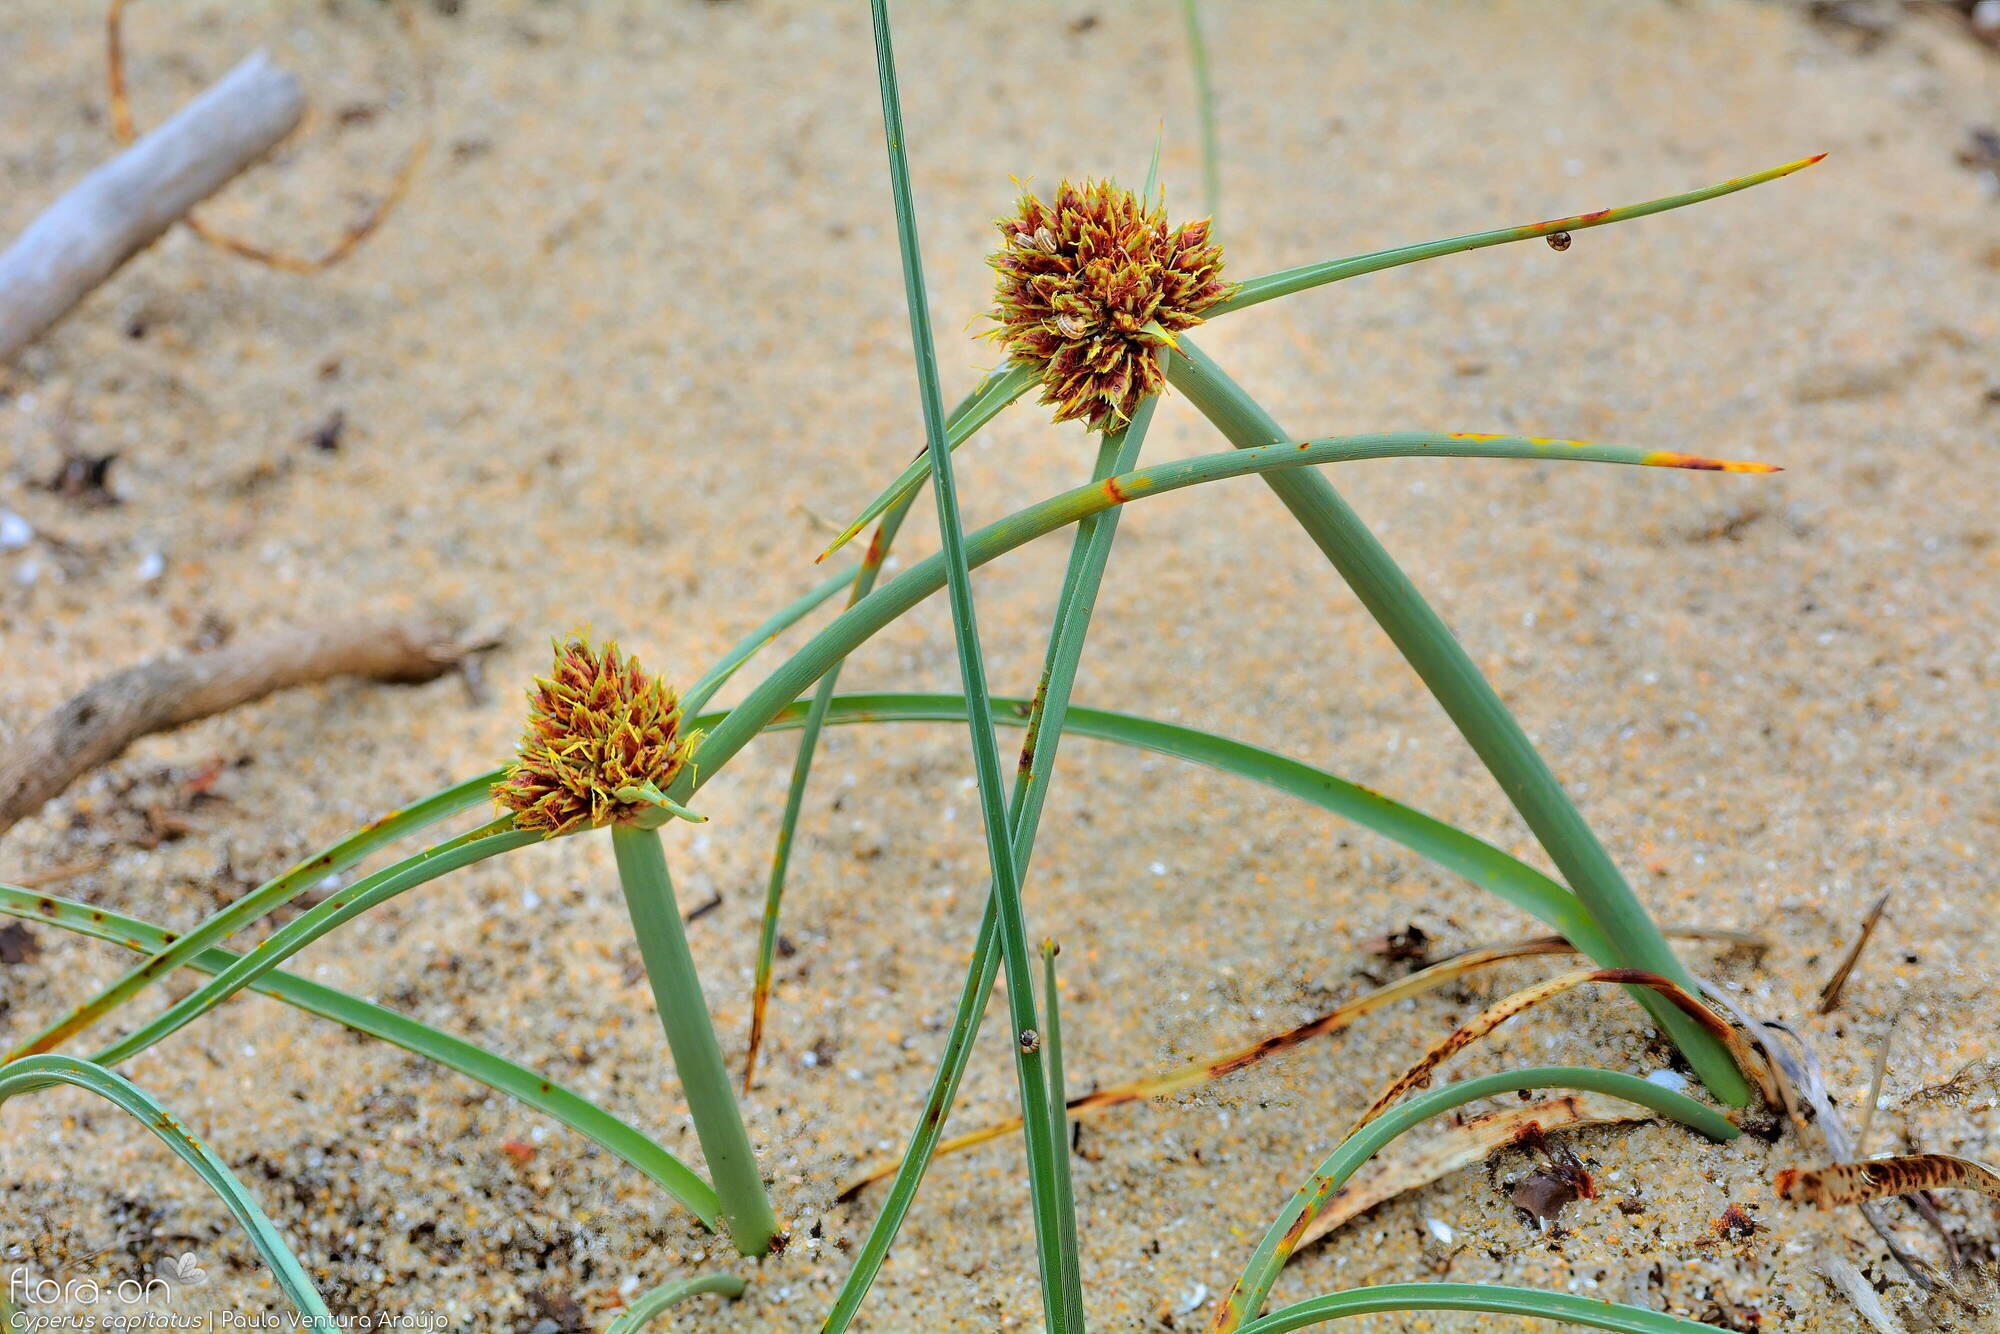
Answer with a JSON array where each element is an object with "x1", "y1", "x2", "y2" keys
[{"x1": 0, "y1": 510, "x2": 31, "y2": 551}]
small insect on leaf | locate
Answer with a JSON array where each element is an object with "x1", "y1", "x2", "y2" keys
[{"x1": 1546, "y1": 230, "x2": 1573, "y2": 251}]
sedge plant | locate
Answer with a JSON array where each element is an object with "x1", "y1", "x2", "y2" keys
[
  {"x1": 821, "y1": 5, "x2": 1787, "y2": 1329},
  {"x1": 0, "y1": 2, "x2": 1834, "y2": 1328},
  {"x1": 489, "y1": 634, "x2": 779, "y2": 1257}
]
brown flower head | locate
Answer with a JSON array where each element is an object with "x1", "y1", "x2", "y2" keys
[
  {"x1": 987, "y1": 178, "x2": 1233, "y2": 431},
  {"x1": 492, "y1": 636, "x2": 699, "y2": 837}
]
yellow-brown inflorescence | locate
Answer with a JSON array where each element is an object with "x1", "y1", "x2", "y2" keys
[
  {"x1": 493, "y1": 636, "x2": 699, "y2": 837},
  {"x1": 987, "y1": 178, "x2": 1233, "y2": 431}
]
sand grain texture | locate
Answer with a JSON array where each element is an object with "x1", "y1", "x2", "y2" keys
[{"x1": 1, "y1": 2, "x2": 1996, "y2": 1330}]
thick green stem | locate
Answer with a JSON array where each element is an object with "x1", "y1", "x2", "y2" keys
[
  {"x1": 1165, "y1": 338, "x2": 1749, "y2": 1106},
  {"x1": 610, "y1": 824, "x2": 777, "y2": 1256}
]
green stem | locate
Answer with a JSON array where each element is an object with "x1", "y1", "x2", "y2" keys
[
  {"x1": 1042, "y1": 940, "x2": 1083, "y2": 1334},
  {"x1": 818, "y1": 363, "x2": 1037, "y2": 562},
  {"x1": 1006, "y1": 408, "x2": 1152, "y2": 881},
  {"x1": 819, "y1": 409, "x2": 1153, "y2": 1333},
  {"x1": 747, "y1": 369, "x2": 1004, "y2": 1089},
  {"x1": 685, "y1": 562, "x2": 859, "y2": 714},
  {"x1": 686, "y1": 425, "x2": 1759, "y2": 799},
  {"x1": 1210, "y1": 153, "x2": 1824, "y2": 318},
  {"x1": 746, "y1": 495, "x2": 917, "y2": 1091},
  {"x1": 866, "y1": 3, "x2": 1071, "y2": 1326},
  {"x1": 820, "y1": 903, "x2": 1002, "y2": 1334},
  {"x1": 765, "y1": 692, "x2": 1602, "y2": 957},
  {"x1": 85, "y1": 826, "x2": 536, "y2": 1068},
  {"x1": 1165, "y1": 338, "x2": 1750, "y2": 1108},
  {"x1": 1179, "y1": 0, "x2": 1220, "y2": 221},
  {"x1": 610, "y1": 824, "x2": 777, "y2": 1256},
  {"x1": 1214, "y1": 1066, "x2": 1739, "y2": 1333}
]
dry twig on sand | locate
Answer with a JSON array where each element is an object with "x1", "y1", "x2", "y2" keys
[
  {"x1": 104, "y1": 0, "x2": 431, "y2": 275},
  {"x1": 0, "y1": 51, "x2": 303, "y2": 362},
  {"x1": 0, "y1": 614, "x2": 477, "y2": 839},
  {"x1": 1817, "y1": 890, "x2": 1892, "y2": 1014}
]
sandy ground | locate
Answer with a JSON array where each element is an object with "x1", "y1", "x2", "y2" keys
[{"x1": 2, "y1": 1, "x2": 1998, "y2": 1330}]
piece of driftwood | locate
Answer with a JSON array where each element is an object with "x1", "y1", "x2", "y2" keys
[
  {"x1": 0, "y1": 614, "x2": 465, "y2": 838},
  {"x1": 0, "y1": 50, "x2": 303, "y2": 362}
]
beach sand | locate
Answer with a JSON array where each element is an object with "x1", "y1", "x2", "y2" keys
[{"x1": 2, "y1": 2, "x2": 1997, "y2": 1328}]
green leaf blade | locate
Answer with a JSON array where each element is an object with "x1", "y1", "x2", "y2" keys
[
  {"x1": 0, "y1": 1055, "x2": 336, "y2": 1327},
  {"x1": 1213, "y1": 153, "x2": 1825, "y2": 316},
  {"x1": 1215, "y1": 1065, "x2": 1738, "y2": 1332},
  {"x1": 1236, "y1": 1283, "x2": 1735, "y2": 1334},
  {"x1": 0, "y1": 882, "x2": 723, "y2": 1230}
]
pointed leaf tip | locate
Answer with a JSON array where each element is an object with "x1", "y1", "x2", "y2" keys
[
  {"x1": 816, "y1": 524, "x2": 865, "y2": 564},
  {"x1": 1641, "y1": 450, "x2": 1782, "y2": 473}
]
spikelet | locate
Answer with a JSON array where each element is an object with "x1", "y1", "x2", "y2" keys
[
  {"x1": 987, "y1": 178, "x2": 1233, "y2": 430},
  {"x1": 493, "y1": 636, "x2": 699, "y2": 837}
]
